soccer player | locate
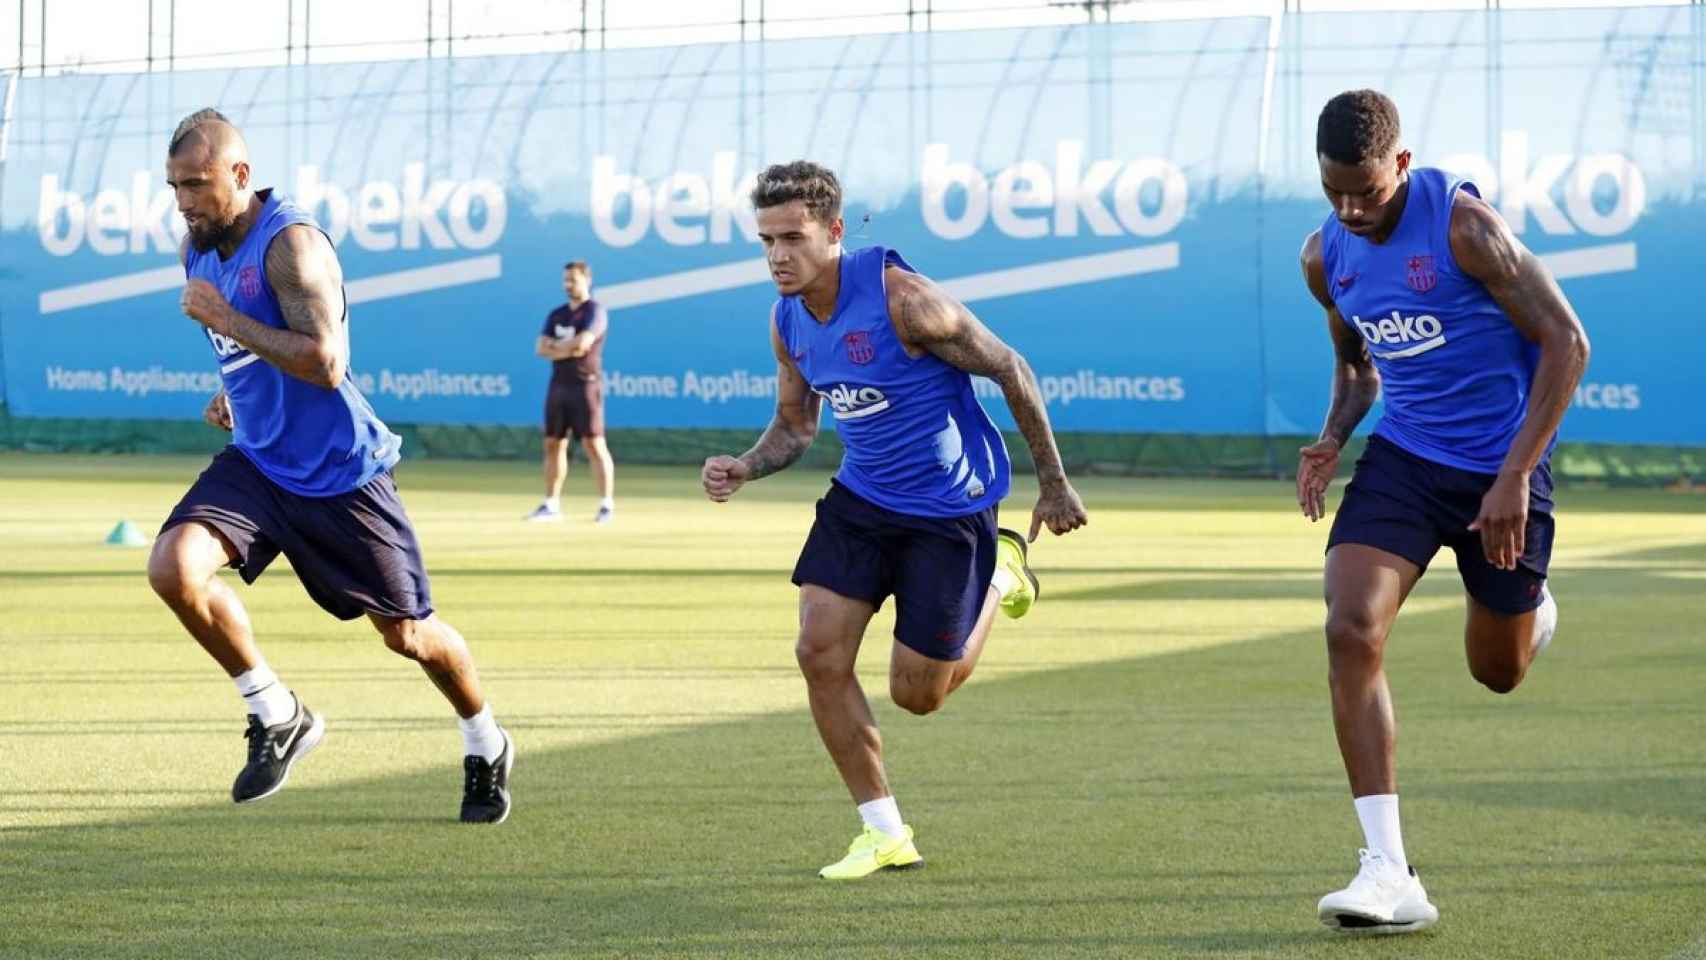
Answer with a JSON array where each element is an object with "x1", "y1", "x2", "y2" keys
[
  {"x1": 701, "y1": 161, "x2": 1088, "y2": 879},
  {"x1": 147, "y1": 109, "x2": 515, "y2": 823},
  {"x1": 1298, "y1": 90, "x2": 1589, "y2": 932},
  {"x1": 527, "y1": 260, "x2": 615, "y2": 524}
]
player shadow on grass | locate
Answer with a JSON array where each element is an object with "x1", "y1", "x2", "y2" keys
[{"x1": 4, "y1": 551, "x2": 1702, "y2": 959}]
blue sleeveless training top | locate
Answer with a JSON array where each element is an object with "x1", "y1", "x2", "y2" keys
[
  {"x1": 774, "y1": 246, "x2": 1010, "y2": 517},
  {"x1": 185, "y1": 189, "x2": 400, "y2": 496},
  {"x1": 1319, "y1": 167, "x2": 1545, "y2": 473}
]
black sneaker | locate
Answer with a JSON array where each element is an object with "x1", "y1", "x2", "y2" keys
[
  {"x1": 233, "y1": 695, "x2": 325, "y2": 804},
  {"x1": 460, "y1": 728, "x2": 514, "y2": 824}
]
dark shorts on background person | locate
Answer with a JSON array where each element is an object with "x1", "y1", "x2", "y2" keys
[
  {"x1": 543, "y1": 379, "x2": 605, "y2": 440},
  {"x1": 1328, "y1": 434, "x2": 1554, "y2": 615},
  {"x1": 160, "y1": 446, "x2": 435, "y2": 622},
  {"x1": 792, "y1": 481, "x2": 997, "y2": 661}
]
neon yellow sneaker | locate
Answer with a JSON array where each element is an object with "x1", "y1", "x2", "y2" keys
[
  {"x1": 995, "y1": 527, "x2": 1040, "y2": 619},
  {"x1": 818, "y1": 824, "x2": 924, "y2": 880}
]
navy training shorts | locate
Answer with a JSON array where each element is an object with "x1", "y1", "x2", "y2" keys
[
  {"x1": 1328, "y1": 434, "x2": 1554, "y2": 615},
  {"x1": 792, "y1": 481, "x2": 998, "y2": 661},
  {"x1": 160, "y1": 446, "x2": 435, "y2": 622}
]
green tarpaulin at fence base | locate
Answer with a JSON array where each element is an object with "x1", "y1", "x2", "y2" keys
[{"x1": 2, "y1": 406, "x2": 1698, "y2": 486}]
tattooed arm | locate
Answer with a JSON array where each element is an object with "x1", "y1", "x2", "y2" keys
[
  {"x1": 1296, "y1": 228, "x2": 1380, "y2": 522},
  {"x1": 702, "y1": 306, "x2": 822, "y2": 502},
  {"x1": 1450, "y1": 191, "x2": 1590, "y2": 570},
  {"x1": 178, "y1": 224, "x2": 348, "y2": 389},
  {"x1": 886, "y1": 266, "x2": 1086, "y2": 540}
]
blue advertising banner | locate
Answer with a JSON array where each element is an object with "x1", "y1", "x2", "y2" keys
[{"x1": 1, "y1": 7, "x2": 1700, "y2": 444}]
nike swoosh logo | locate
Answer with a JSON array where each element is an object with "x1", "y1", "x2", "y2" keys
[{"x1": 271, "y1": 721, "x2": 301, "y2": 761}]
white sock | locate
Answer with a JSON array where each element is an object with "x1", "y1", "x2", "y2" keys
[
  {"x1": 990, "y1": 567, "x2": 1020, "y2": 600},
  {"x1": 857, "y1": 795, "x2": 906, "y2": 840},
  {"x1": 458, "y1": 705, "x2": 505, "y2": 762},
  {"x1": 543, "y1": 496, "x2": 561, "y2": 511},
  {"x1": 598, "y1": 497, "x2": 614, "y2": 511},
  {"x1": 1354, "y1": 794, "x2": 1409, "y2": 873},
  {"x1": 233, "y1": 664, "x2": 296, "y2": 727}
]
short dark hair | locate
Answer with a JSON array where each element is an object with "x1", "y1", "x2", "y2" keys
[
  {"x1": 1316, "y1": 90, "x2": 1401, "y2": 165},
  {"x1": 749, "y1": 160, "x2": 842, "y2": 224},
  {"x1": 169, "y1": 108, "x2": 231, "y2": 155},
  {"x1": 563, "y1": 261, "x2": 591, "y2": 279}
]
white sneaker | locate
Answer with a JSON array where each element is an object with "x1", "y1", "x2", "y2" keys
[
  {"x1": 1317, "y1": 849, "x2": 1439, "y2": 935},
  {"x1": 524, "y1": 503, "x2": 563, "y2": 523},
  {"x1": 593, "y1": 505, "x2": 614, "y2": 525},
  {"x1": 1532, "y1": 584, "x2": 1558, "y2": 658}
]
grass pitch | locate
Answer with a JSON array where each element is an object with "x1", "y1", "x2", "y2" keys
[{"x1": 1, "y1": 452, "x2": 1702, "y2": 959}]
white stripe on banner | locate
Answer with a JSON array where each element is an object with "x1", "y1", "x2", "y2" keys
[
  {"x1": 1539, "y1": 242, "x2": 1636, "y2": 281},
  {"x1": 39, "y1": 265, "x2": 186, "y2": 314},
  {"x1": 596, "y1": 258, "x2": 773, "y2": 309},
  {"x1": 943, "y1": 242, "x2": 1181, "y2": 303},
  {"x1": 595, "y1": 242, "x2": 1182, "y2": 311},
  {"x1": 38, "y1": 254, "x2": 504, "y2": 315},
  {"x1": 344, "y1": 254, "x2": 503, "y2": 304}
]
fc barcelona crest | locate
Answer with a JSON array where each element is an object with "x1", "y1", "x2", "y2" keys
[
  {"x1": 1405, "y1": 255, "x2": 1436, "y2": 293},
  {"x1": 237, "y1": 266, "x2": 263, "y2": 300},
  {"x1": 844, "y1": 331, "x2": 875, "y2": 365}
]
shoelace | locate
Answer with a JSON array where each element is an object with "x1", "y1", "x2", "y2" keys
[
  {"x1": 463, "y1": 755, "x2": 497, "y2": 801},
  {"x1": 242, "y1": 716, "x2": 270, "y2": 765}
]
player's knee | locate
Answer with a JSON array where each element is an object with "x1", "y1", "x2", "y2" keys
[
  {"x1": 1324, "y1": 609, "x2": 1384, "y2": 668},
  {"x1": 379, "y1": 619, "x2": 424, "y2": 660},
  {"x1": 794, "y1": 635, "x2": 847, "y2": 685},
  {"x1": 1470, "y1": 658, "x2": 1523, "y2": 694},
  {"x1": 146, "y1": 538, "x2": 195, "y2": 603},
  {"x1": 890, "y1": 683, "x2": 944, "y2": 716}
]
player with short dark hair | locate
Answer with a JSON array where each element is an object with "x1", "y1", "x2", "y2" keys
[
  {"x1": 1299, "y1": 89, "x2": 1589, "y2": 932},
  {"x1": 702, "y1": 159, "x2": 1088, "y2": 879},
  {"x1": 149, "y1": 109, "x2": 514, "y2": 823},
  {"x1": 528, "y1": 259, "x2": 614, "y2": 523}
]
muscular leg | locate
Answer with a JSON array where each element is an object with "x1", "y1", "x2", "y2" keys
[
  {"x1": 888, "y1": 585, "x2": 1000, "y2": 716},
  {"x1": 542, "y1": 436, "x2": 569, "y2": 501},
  {"x1": 583, "y1": 435, "x2": 614, "y2": 502},
  {"x1": 1463, "y1": 598, "x2": 1541, "y2": 694},
  {"x1": 796, "y1": 585, "x2": 887, "y2": 803},
  {"x1": 1324, "y1": 543, "x2": 1423, "y2": 797},
  {"x1": 369, "y1": 613, "x2": 486, "y2": 719},
  {"x1": 148, "y1": 521, "x2": 261, "y2": 677}
]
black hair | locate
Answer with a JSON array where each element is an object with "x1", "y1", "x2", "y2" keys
[{"x1": 1316, "y1": 90, "x2": 1401, "y2": 165}]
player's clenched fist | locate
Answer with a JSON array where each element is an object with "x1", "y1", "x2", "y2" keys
[
  {"x1": 181, "y1": 279, "x2": 235, "y2": 334},
  {"x1": 702, "y1": 455, "x2": 751, "y2": 502},
  {"x1": 203, "y1": 389, "x2": 233, "y2": 432}
]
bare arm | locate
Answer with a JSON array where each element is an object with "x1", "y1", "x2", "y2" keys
[
  {"x1": 1449, "y1": 191, "x2": 1590, "y2": 569},
  {"x1": 1304, "y1": 230, "x2": 1381, "y2": 449},
  {"x1": 1449, "y1": 192, "x2": 1590, "y2": 475},
  {"x1": 887, "y1": 266, "x2": 1085, "y2": 538},
  {"x1": 536, "y1": 335, "x2": 576, "y2": 360},
  {"x1": 738, "y1": 316, "x2": 821, "y2": 480},
  {"x1": 1296, "y1": 229, "x2": 1379, "y2": 521},
  {"x1": 181, "y1": 224, "x2": 347, "y2": 389}
]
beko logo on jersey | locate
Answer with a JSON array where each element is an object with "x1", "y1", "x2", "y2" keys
[
  {"x1": 821, "y1": 384, "x2": 890, "y2": 421},
  {"x1": 1352, "y1": 311, "x2": 1446, "y2": 359},
  {"x1": 206, "y1": 331, "x2": 246, "y2": 359},
  {"x1": 37, "y1": 164, "x2": 506, "y2": 257},
  {"x1": 921, "y1": 142, "x2": 1188, "y2": 241}
]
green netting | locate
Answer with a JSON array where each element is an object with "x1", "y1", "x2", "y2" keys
[{"x1": 2, "y1": 406, "x2": 1700, "y2": 486}]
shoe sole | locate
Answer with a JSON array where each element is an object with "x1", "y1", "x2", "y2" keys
[
  {"x1": 1321, "y1": 910, "x2": 1438, "y2": 936},
  {"x1": 819, "y1": 858, "x2": 926, "y2": 880},
  {"x1": 235, "y1": 711, "x2": 326, "y2": 805}
]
